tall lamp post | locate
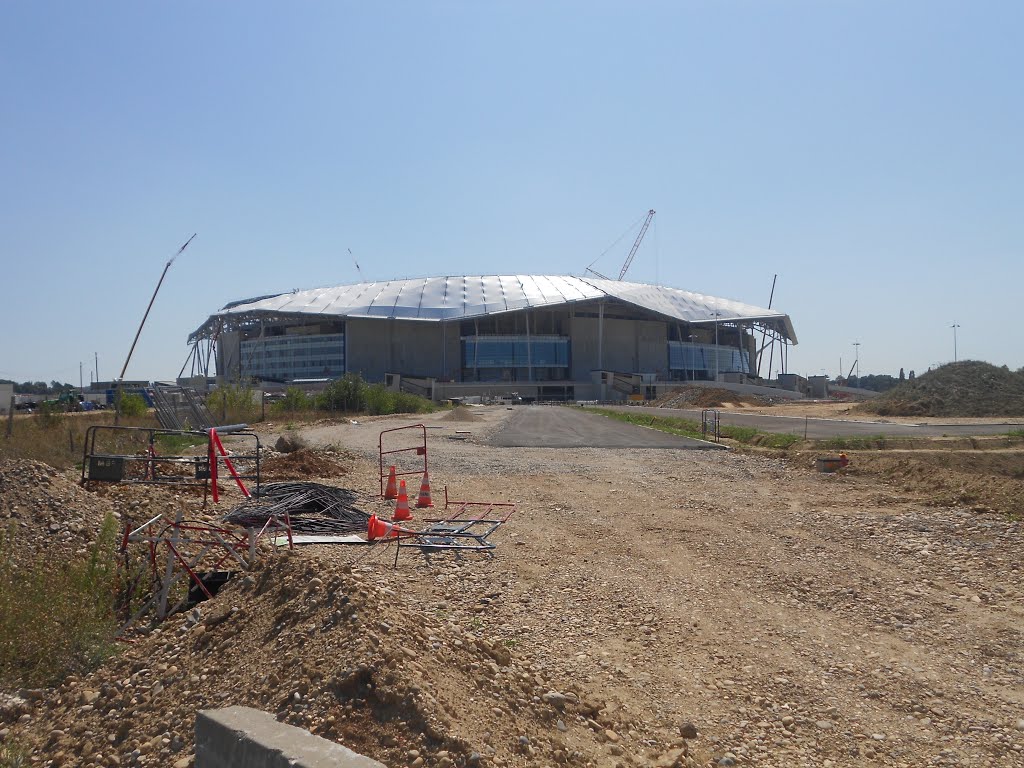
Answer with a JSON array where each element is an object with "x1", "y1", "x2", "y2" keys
[
  {"x1": 852, "y1": 341, "x2": 861, "y2": 382},
  {"x1": 951, "y1": 323, "x2": 960, "y2": 362},
  {"x1": 687, "y1": 334, "x2": 697, "y2": 381},
  {"x1": 712, "y1": 312, "x2": 722, "y2": 381}
]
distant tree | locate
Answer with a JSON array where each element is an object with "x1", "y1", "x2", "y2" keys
[
  {"x1": 908, "y1": 370, "x2": 916, "y2": 380},
  {"x1": 899, "y1": 368, "x2": 905, "y2": 381},
  {"x1": 852, "y1": 374, "x2": 900, "y2": 393},
  {"x1": 13, "y1": 381, "x2": 78, "y2": 394}
]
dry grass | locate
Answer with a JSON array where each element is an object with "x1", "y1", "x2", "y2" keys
[
  {"x1": 0, "y1": 514, "x2": 121, "y2": 687},
  {"x1": 0, "y1": 411, "x2": 159, "y2": 469}
]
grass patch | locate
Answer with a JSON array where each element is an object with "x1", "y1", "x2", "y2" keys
[
  {"x1": 821, "y1": 435, "x2": 893, "y2": 451},
  {"x1": 0, "y1": 742, "x2": 29, "y2": 768},
  {"x1": 153, "y1": 432, "x2": 208, "y2": 453},
  {"x1": 207, "y1": 383, "x2": 265, "y2": 425},
  {"x1": 1009, "y1": 429, "x2": 1024, "y2": 438},
  {"x1": 594, "y1": 408, "x2": 705, "y2": 438},
  {"x1": 269, "y1": 374, "x2": 437, "y2": 418},
  {"x1": 0, "y1": 411, "x2": 158, "y2": 469},
  {"x1": 0, "y1": 514, "x2": 121, "y2": 687},
  {"x1": 592, "y1": 408, "x2": 801, "y2": 448}
]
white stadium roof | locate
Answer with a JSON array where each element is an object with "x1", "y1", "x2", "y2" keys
[{"x1": 190, "y1": 275, "x2": 796, "y2": 343}]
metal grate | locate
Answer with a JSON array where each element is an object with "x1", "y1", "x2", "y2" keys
[{"x1": 151, "y1": 383, "x2": 217, "y2": 430}]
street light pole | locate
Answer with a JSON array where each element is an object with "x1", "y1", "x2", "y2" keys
[
  {"x1": 713, "y1": 313, "x2": 722, "y2": 382},
  {"x1": 951, "y1": 323, "x2": 960, "y2": 362},
  {"x1": 853, "y1": 341, "x2": 861, "y2": 381}
]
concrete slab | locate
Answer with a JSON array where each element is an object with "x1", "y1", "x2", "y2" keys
[{"x1": 196, "y1": 706, "x2": 386, "y2": 768}]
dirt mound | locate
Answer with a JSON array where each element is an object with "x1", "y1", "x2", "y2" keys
[
  {"x1": 653, "y1": 386, "x2": 773, "y2": 409},
  {"x1": 858, "y1": 361, "x2": 1024, "y2": 417},
  {"x1": 5, "y1": 552, "x2": 643, "y2": 768},
  {"x1": 261, "y1": 448, "x2": 351, "y2": 481},
  {"x1": 0, "y1": 459, "x2": 117, "y2": 563},
  {"x1": 810, "y1": 448, "x2": 1024, "y2": 517},
  {"x1": 440, "y1": 406, "x2": 482, "y2": 423}
]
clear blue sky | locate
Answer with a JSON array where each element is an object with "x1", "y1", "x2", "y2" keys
[{"x1": 2, "y1": 1, "x2": 1021, "y2": 384}]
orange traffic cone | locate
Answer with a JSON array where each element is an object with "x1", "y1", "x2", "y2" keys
[
  {"x1": 384, "y1": 465, "x2": 398, "y2": 499},
  {"x1": 393, "y1": 480, "x2": 412, "y2": 522},
  {"x1": 416, "y1": 471, "x2": 433, "y2": 508},
  {"x1": 367, "y1": 514, "x2": 391, "y2": 541},
  {"x1": 367, "y1": 514, "x2": 414, "y2": 541}
]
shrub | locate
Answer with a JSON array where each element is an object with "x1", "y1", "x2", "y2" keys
[
  {"x1": 118, "y1": 392, "x2": 147, "y2": 418},
  {"x1": 0, "y1": 514, "x2": 120, "y2": 687},
  {"x1": 316, "y1": 374, "x2": 366, "y2": 413},
  {"x1": 207, "y1": 383, "x2": 261, "y2": 424},
  {"x1": 363, "y1": 384, "x2": 434, "y2": 415},
  {"x1": 271, "y1": 387, "x2": 312, "y2": 414}
]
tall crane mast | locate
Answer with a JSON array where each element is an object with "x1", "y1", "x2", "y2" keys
[{"x1": 617, "y1": 209, "x2": 655, "y2": 280}]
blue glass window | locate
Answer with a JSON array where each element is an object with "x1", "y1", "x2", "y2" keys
[
  {"x1": 241, "y1": 333, "x2": 345, "y2": 380},
  {"x1": 461, "y1": 335, "x2": 569, "y2": 368},
  {"x1": 668, "y1": 341, "x2": 748, "y2": 374}
]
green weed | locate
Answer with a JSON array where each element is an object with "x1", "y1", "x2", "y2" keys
[
  {"x1": 0, "y1": 514, "x2": 121, "y2": 687},
  {"x1": 592, "y1": 408, "x2": 801, "y2": 448},
  {"x1": 0, "y1": 741, "x2": 29, "y2": 768}
]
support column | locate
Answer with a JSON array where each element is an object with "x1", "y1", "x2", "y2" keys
[{"x1": 526, "y1": 311, "x2": 532, "y2": 382}]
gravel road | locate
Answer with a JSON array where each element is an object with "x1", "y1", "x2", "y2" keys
[
  {"x1": 294, "y1": 405, "x2": 1024, "y2": 767},
  {"x1": 6, "y1": 405, "x2": 1019, "y2": 768}
]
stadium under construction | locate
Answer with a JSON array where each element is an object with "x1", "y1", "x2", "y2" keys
[{"x1": 185, "y1": 275, "x2": 797, "y2": 402}]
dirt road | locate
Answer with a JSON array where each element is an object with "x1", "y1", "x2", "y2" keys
[
  {"x1": 5, "y1": 405, "x2": 1022, "y2": 768},
  {"x1": 300, "y1": 407, "x2": 1024, "y2": 767}
]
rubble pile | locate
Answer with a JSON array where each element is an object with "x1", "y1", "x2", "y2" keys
[
  {"x1": 0, "y1": 459, "x2": 117, "y2": 562},
  {"x1": 1, "y1": 551, "x2": 703, "y2": 768}
]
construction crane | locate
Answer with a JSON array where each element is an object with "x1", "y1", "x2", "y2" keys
[
  {"x1": 618, "y1": 209, "x2": 655, "y2": 280},
  {"x1": 348, "y1": 248, "x2": 364, "y2": 281},
  {"x1": 585, "y1": 209, "x2": 656, "y2": 281}
]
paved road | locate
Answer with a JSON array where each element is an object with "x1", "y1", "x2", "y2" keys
[
  {"x1": 598, "y1": 405, "x2": 1024, "y2": 439},
  {"x1": 488, "y1": 406, "x2": 723, "y2": 449}
]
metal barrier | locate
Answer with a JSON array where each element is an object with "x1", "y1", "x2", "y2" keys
[
  {"x1": 81, "y1": 425, "x2": 261, "y2": 494},
  {"x1": 393, "y1": 487, "x2": 515, "y2": 564},
  {"x1": 120, "y1": 509, "x2": 290, "y2": 628},
  {"x1": 378, "y1": 424, "x2": 428, "y2": 496},
  {"x1": 701, "y1": 409, "x2": 721, "y2": 442}
]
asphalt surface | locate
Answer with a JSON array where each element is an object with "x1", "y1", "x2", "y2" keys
[
  {"x1": 599, "y1": 405, "x2": 1024, "y2": 438},
  {"x1": 487, "y1": 406, "x2": 723, "y2": 449}
]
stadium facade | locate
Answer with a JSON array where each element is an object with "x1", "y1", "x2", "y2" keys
[{"x1": 186, "y1": 275, "x2": 797, "y2": 401}]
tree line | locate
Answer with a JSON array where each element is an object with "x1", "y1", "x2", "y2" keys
[{"x1": 0, "y1": 380, "x2": 78, "y2": 395}]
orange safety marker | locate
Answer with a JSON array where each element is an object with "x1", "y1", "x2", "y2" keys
[
  {"x1": 416, "y1": 471, "x2": 433, "y2": 508},
  {"x1": 384, "y1": 465, "x2": 398, "y2": 499},
  {"x1": 393, "y1": 480, "x2": 412, "y2": 522},
  {"x1": 367, "y1": 514, "x2": 414, "y2": 541}
]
